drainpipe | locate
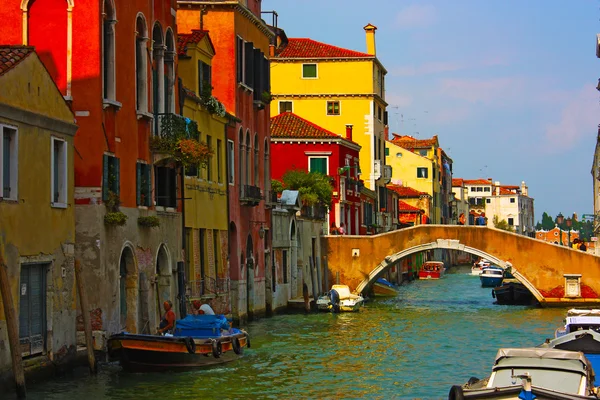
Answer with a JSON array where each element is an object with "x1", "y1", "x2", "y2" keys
[{"x1": 179, "y1": 166, "x2": 187, "y2": 318}]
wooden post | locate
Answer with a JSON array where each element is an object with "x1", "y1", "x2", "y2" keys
[
  {"x1": 74, "y1": 260, "x2": 96, "y2": 374},
  {"x1": 0, "y1": 256, "x2": 26, "y2": 398}
]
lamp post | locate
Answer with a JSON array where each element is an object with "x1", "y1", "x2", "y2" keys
[
  {"x1": 556, "y1": 212, "x2": 564, "y2": 246},
  {"x1": 566, "y1": 217, "x2": 572, "y2": 247}
]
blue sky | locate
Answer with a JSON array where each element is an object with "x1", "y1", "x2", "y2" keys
[{"x1": 263, "y1": 0, "x2": 599, "y2": 222}]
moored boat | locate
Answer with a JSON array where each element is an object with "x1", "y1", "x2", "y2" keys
[
  {"x1": 107, "y1": 314, "x2": 249, "y2": 372},
  {"x1": 492, "y1": 278, "x2": 535, "y2": 305},
  {"x1": 330, "y1": 284, "x2": 364, "y2": 312},
  {"x1": 418, "y1": 261, "x2": 445, "y2": 280},
  {"x1": 449, "y1": 347, "x2": 598, "y2": 399},
  {"x1": 479, "y1": 266, "x2": 504, "y2": 288},
  {"x1": 471, "y1": 259, "x2": 490, "y2": 276},
  {"x1": 373, "y1": 278, "x2": 398, "y2": 297},
  {"x1": 555, "y1": 309, "x2": 600, "y2": 338}
]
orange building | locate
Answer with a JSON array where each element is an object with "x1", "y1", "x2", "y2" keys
[
  {"x1": 177, "y1": 0, "x2": 273, "y2": 323},
  {"x1": 0, "y1": 0, "x2": 186, "y2": 336},
  {"x1": 536, "y1": 227, "x2": 580, "y2": 247}
]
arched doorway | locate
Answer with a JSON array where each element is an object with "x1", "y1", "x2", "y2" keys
[
  {"x1": 156, "y1": 244, "x2": 171, "y2": 322},
  {"x1": 246, "y1": 234, "x2": 254, "y2": 318},
  {"x1": 290, "y1": 219, "x2": 298, "y2": 298},
  {"x1": 119, "y1": 246, "x2": 138, "y2": 332}
]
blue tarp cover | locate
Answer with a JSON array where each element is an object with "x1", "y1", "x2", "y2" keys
[{"x1": 176, "y1": 314, "x2": 230, "y2": 331}]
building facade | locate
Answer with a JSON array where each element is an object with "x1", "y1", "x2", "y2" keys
[
  {"x1": 0, "y1": 47, "x2": 78, "y2": 377},
  {"x1": 487, "y1": 181, "x2": 535, "y2": 236},
  {"x1": 177, "y1": 0, "x2": 273, "y2": 323}
]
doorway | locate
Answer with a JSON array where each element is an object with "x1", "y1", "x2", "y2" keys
[{"x1": 19, "y1": 263, "x2": 47, "y2": 357}]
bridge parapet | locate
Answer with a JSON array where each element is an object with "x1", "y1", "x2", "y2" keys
[{"x1": 321, "y1": 225, "x2": 600, "y2": 307}]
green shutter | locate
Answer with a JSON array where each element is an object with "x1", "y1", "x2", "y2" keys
[
  {"x1": 145, "y1": 165, "x2": 152, "y2": 207},
  {"x1": 198, "y1": 60, "x2": 203, "y2": 95},
  {"x1": 115, "y1": 157, "x2": 120, "y2": 197},
  {"x1": 136, "y1": 163, "x2": 141, "y2": 206},
  {"x1": 102, "y1": 154, "x2": 109, "y2": 201},
  {"x1": 310, "y1": 158, "x2": 327, "y2": 175},
  {"x1": 385, "y1": 147, "x2": 389, "y2": 156}
]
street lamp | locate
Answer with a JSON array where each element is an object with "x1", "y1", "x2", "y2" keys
[
  {"x1": 566, "y1": 217, "x2": 572, "y2": 247},
  {"x1": 556, "y1": 212, "x2": 564, "y2": 246}
]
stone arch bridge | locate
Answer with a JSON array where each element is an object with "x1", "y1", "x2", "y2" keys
[{"x1": 322, "y1": 225, "x2": 600, "y2": 307}]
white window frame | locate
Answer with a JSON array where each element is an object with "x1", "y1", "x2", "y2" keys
[
  {"x1": 279, "y1": 100, "x2": 293, "y2": 114},
  {"x1": 1, "y1": 125, "x2": 19, "y2": 201},
  {"x1": 227, "y1": 139, "x2": 235, "y2": 186},
  {"x1": 416, "y1": 167, "x2": 428, "y2": 179},
  {"x1": 326, "y1": 100, "x2": 341, "y2": 116},
  {"x1": 102, "y1": 0, "x2": 119, "y2": 108},
  {"x1": 50, "y1": 136, "x2": 68, "y2": 208},
  {"x1": 307, "y1": 155, "x2": 329, "y2": 175},
  {"x1": 302, "y1": 63, "x2": 318, "y2": 79}
]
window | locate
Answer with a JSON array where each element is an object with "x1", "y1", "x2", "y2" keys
[
  {"x1": 279, "y1": 101, "x2": 292, "y2": 114},
  {"x1": 254, "y1": 135, "x2": 259, "y2": 186},
  {"x1": 476, "y1": 187, "x2": 483, "y2": 192},
  {"x1": 486, "y1": 198, "x2": 491, "y2": 204},
  {"x1": 385, "y1": 148, "x2": 389, "y2": 156},
  {"x1": 484, "y1": 187, "x2": 491, "y2": 192},
  {"x1": 227, "y1": 140, "x2": 235, "y2": 185},
  {"x1": 326, "y1": 101, "x2": 340, "y2": 115},
  {"x1": 236, "y1": 36, "x2": 244, "y2": 83},
  {"x1": 198, "y1": 60, "x2": 211, "y2": 97},
  {"x1": 309, "y1": 157, "x2": 327, "y2": 175},
  {"x1": 508, "y1": 218, "x2": 514, "y2": 226},
  {"x1": 470, "y1": 187, "x2": 475, "y2": 192},
  {"x1": 136, "y1": 162, "x2": 152, "y2": 206},
  {"x1": 419, "y1": 149, "x2": 427, "y2": 157},
  {"x1": 1, "y1": 126, "x2": 18, "y2": 200},
  {"x1": 264, "y1": 139, "x2": 270, "y2": 196},
  {"x1": 51, "y1": 137, "x2": 67, "y2": 206},
  {"x1": 510, "y1": 198, "x2": 516, "y2": 203},
  {"x1": 363, "y1": 202, "x2": 373, "y2": 226},
  {"x1": 417, "y1": 167, "x2": 428, "y2": 178},
  {"x1": 238, "y1": 129, "x2": 244, "y2": 188},
  {"x1": 102, "y1": 0, "x2": 116, "y2": 101},
  {"x1": 244, "y1": 42, "x2": 255, "y2": 89},
  {"x1": 135, "y1": 15, "x2": 148, "y2": 113},
  {"x1": 155, "y1": 166, "x2": 177, "y2": 208},
  {"x1": 302, "y1": 63, "x2": 317, "y2": 78},
  {"x1": 217, "y1": 139, "x2": 222, "y2": 183},
  {"x1": 102, "y1": 154, "x2": 120, "y2": 201},
  {"x1": 378, "y1": 106, "x2": 382, "y2": 121},
  {"x1": 213, "y1": 230, "x2": 219, "y2": 277},
  {"x1": 206, "y1": 135, "x2": 212, "y2": 181}
]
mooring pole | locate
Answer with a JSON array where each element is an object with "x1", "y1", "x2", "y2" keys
[
  {"x1": 75, "y1": 259, "x2": 96, "y2": 374},
  {"x1": 0, "y1": 256, "x2": 26, "y2": 398}
]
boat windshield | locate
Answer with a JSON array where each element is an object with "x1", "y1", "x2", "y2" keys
[{"x1": 490, "y1": 367, "x2": 583, "y2": 394}]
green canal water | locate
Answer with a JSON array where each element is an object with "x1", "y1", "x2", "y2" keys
[{"x1": 23, "y1": 266, "x2": 568, "y2": 399}]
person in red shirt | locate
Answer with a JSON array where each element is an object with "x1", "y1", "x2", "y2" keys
[{"x1": 157, "y1": 300, "x2": 176, "y2": 334}]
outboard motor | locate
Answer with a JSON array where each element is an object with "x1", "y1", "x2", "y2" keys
[{"x1": 329, "y1": 289, "x2": 341, "y2": 313}]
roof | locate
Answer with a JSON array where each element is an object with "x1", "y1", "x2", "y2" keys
[
  {"x1": 275, "y1": 38, "x2": 372, "y2": 59},
  {"x1": 177, "y1": 30, "x2": 215, "y2": 56},
  {"x1": 463, "y1": 179, "x2": 493, "y2": 185},
  {"x1": 390, "y1": 134, "x2": 438, "y2": 149},
  {"x1": 0, "y1": 46, "x2": 34, "y2": 76},
  {"x1": 387, "y1": 184, "x2": 429, "y2": 198},
  {"x1": 452, "y1": 178, "x2": 464, "y2": 187},
  {"x1": 270, "y1": 112, "x2": 357, "y2": 145},
  {"x1": 182, "y1": 85, "x2": 202, "y2": 103},
  {"x1": 398, "y1": 201, "x2": 422, "y2": 212}
]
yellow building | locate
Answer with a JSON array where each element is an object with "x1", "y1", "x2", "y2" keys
[
  {"x1": 386, "y1": 135, "x2": 442, "y2": 223},
  {"x1": 0, "y1": 47, "x2": 78, "y2": 372},
  {"x1": 177, "y1": 32, "x2": 230, "y2": 306},
  {"x1": 271, "y1": 24, "x2": 392, "y2": 225}
]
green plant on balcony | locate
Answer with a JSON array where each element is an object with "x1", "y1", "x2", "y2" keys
[
  {"x1": 271, "y1": 179, "x2": 284, "y2": 194},
  {"x1": 104, "y1": 190, "x2": 127, "y2": 226},
  {"x1": 138, "y1": 215, "x2": 160, "y2": 228},
  {"x1": 261, "y1": 91, "x2": 272, "y2": 104},
  {"x1": 200, "y1": 83, "x2": 227, "y2": 117}
]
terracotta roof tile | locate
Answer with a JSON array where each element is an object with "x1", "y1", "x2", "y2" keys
[
  {"x1": 275, "y1": 38, "x2": 372, "y2": 59},
  {"x1": 463, "y1": 179, "x2": 493, "y2": 185},
  {"x1": 387, "y1": 184, "x2": 429, "y2": 198},
  {"x1": 0, "y1": 46, "x2": 34, "y2": 76},
  {"x1": 270, "y1": 112, "x2": 357, "y2": 145},
  {"x1": 452, "y1": 178, "x2": 464, "y2": 187},
  {"x1": 182, "y1": 85, "x2": 202, "y2": 103},
  {"x1": 398, "y1": 200, "x2": 422, "y2": 212},
  {"x1": 390, "y1": 134, "x2": 438, "y2": 149},
  {"x1": 177, "y1": 30, "x2": 213, "y2": 56}
]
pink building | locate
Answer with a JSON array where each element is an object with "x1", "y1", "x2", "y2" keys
[{"x1": 270, "y1": 112, "x2": 362, "y2": 234}]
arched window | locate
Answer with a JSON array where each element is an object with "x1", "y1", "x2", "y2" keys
[
  {"x1": 152, "y1": 22, "x2": 164, "y2": 115},
  {"x1": 102, "y1": 0, "x2": 117, "y2": 102},
  {"x1": 245, "y1": 129, "x2": 251, "y2": 187},
  {"x1": 238, "y1": 128, "x2": 244, "y2": 191},
  {"x1": 135, "y1": 14, "x2": 149, "y2": 113},
  {"x1": 254, "y1": 134, "x2": 259, "y2": 187},
  {"x1": 164, "y1": 29, "x2": 175, "y2": 113},
  {"x1": 264, "y1": 138, "x2": 270, "y2": 196}
]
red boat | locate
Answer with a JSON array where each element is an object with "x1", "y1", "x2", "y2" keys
[{"x1": 418, "y1": 261, "x2": 445, "y2": 280}]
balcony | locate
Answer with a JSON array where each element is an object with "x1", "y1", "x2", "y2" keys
[
  {"x1": 241, "y1": 184, "x2": 262, "y2": 206},
  {"x1": 154, "y1": 113, "x2": 199, "y2": 141},
  {"x1": 300, "y1": 204, "x2": 327, "y2": 220}
]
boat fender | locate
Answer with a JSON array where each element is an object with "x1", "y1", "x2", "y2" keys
[
  {"x1": 212, "y1": 339, "x2": 222, "y2": 358},
  {"x1": 232, "y1": 337, "x2": 242, "y2": 355},
  {"x1": 184, "y1": 337, "x2": 196, "y2": 354},
  {"x1": 448, "y1": 385, "x2": 465, "y2": 400}
]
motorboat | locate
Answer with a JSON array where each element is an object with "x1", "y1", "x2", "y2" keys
[
  {"x1": 329, "y1": 284, "x2": 364, "y2": 312},
  {"x1": 479, "y1": 266, "x2": 504, "y2": 288},
  {"x1": 372, "y1": 277, "x2": 398, "y2": 297},
  {"x1": 107, "y1": 314, "x2": 249, "y2": 372},
  {"x1": 492, "y1": 278, "x2": 535, "y2": 305},
  {"x1": 418, "y1": 261, "x2": 445, "y2": 280},
  {"x1": 449, "y1": 347, "x2": 598, "y2": 399},
  {"x1": 555, "y1": 309, "x2": 600, "y2": 338},
  {"x1": 471, "y1": 258, "x2": 491, "y2": 276}
]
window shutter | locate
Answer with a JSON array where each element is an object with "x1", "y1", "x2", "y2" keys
[
  {"x1": 237, "y1": 37, "x2": 244, "y2": 83},
  {"x1": 136, "y1": 163, "x2": 141, "y2": 205},
  {"x1": 264, "y1": 56, "x2": 270, "y2": 93},
  {"x1": 115, "y1": 157, "x2": 121, "y2": 197},
  {"x1": 245, "y1": 42, "x2": 254, "y2": 88},
  {"x1": 198, "y1": 60, "x2": 203, "y2": 96},
  {"x1": 203, "y1": 62, "x2": 211, "y2": 90},
  {"x1": 145, "y1": 164, "x2": 152, "y2": 207},
  {"x1": 102, "y1": 154, "x2": 109, "y2": 201},
  {"x1": 169, "y1": 167, "x2": 177, "y2": 208},
  {"x1": 253, "y1": 49, "x2": 262, "y2": 101}
]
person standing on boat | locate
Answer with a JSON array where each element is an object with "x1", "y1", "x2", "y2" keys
[
  {"x1": 157, "y1": 300, "x2": 176, "y2": 335},
  {"x1": 199, "y1": 302, "x2": 215, "y2": 315}
]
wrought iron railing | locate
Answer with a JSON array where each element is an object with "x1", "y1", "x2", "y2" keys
[
  {"x1": 154, "y1": 113, "x2": 199, "y2": 141},
  {"x1": 188, "y1": 277, "x2": 230, "y2": 297},
  {"x1": 242, "y1": 185, "x2": 262, "y2": 202}
]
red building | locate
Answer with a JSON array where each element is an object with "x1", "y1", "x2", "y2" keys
[
  {"x1": 0, "y1": 0, "x2": 184, "y2": 335},
  {"x1": 270, "y1": 112, "x2": 362, "y2": 234},
  {"x1": 177, "y1": 1, "x2": 272, "y2": 323}
]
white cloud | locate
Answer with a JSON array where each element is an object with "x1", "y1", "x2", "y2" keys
[{"x1": 394, "y1": 4, "x2": 437, "y2": 29}]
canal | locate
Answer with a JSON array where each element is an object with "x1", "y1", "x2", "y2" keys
[{"x1": 22, "y1": 265, "x2": 567, "y2": 399}]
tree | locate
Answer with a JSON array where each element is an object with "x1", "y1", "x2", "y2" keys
[
  {"x1": 493, "y1": 215, "x2": 514, "y2": 232},
  {"x1": 279, "y1": 169, "x2": 333, "y2": 207},
  {"x1": 540, "y1": 212, "x2": 554, "y2": 230}
]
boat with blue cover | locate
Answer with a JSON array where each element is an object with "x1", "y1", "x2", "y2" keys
[
  {"x1": 372, "y1": 278, "x2": 398, "y2": 297},
  {"x1": 107, "y1": 314, "x2": 249, "y2": 372},
  {"x1": 479, "y1": 265, "x2": 504, "y2": 288}
]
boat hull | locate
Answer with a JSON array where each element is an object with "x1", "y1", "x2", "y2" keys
[
  {"x1": 418, "y1": 271, "x2": 443, "y2": 280},
  {"x1": 108, "y1": 332, "x2": 248, "y2": 372},
  {"x1": 373, "y1": 282, "x2": 398, "y2": 296},
  {"x1": 492, "y1": 281, "x2": 534, "y2": 305}
]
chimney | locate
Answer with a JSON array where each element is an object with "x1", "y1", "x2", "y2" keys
[
  {"x1": 269, "y1": 44, "x2": 275, "y2": 57},
  {"x1": 364, "y1": 23, "x2": 377, "y2": 56},
  {"x1": 345, "y1": 124, "x2": 353, "y2": 141},
  {"x1": 495, "y1": 181, "x2": 500, "y2": 196},
  {"x1": 521, "y1": 181, "x2": 528, "y2": 197}
]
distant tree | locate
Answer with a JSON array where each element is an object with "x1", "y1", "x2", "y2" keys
[
  {"x1": 580, "y1": 220, "x2": 594, "y2": 241},
  {"x1": 281, "y1": 169, "x2": 333, "y2": 207},
  {"x1": 493, "y1": 215, "x2": 514, "y2": 232},
  {"x1": 540, "y1": 212, "x2": 554, "y2": 230},
  {"x1": 535, "y1": 221, "x2": 542, "y2": 230}
]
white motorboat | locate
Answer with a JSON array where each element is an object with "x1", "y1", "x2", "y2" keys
[
  {"x1": 471, "y1": 258, "x2": 490, "y2": 276},
  {"x1": 329, "y1": 284, "x2": 364, "y2": 312},
  {"x1": 555, "y1": 309, "x2": 600, "y2": 338}
]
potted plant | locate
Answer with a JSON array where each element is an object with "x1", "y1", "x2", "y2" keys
[
  {"x1": 138, "y1": 215, "x2": 160, "y2": 228},
  {"x1": 104, "y1": 190, "x2": 128, "y2": 226}
]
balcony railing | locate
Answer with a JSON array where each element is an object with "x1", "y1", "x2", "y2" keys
[
  {"x1": 265, "y1": 190, "x2": 279, "y2": 207},
  {"x1": 154, "y1": 113, "x2": 199, "y2": 141},
  {"x1": 300, "y1": 204, "x2": 327, "y2": 220},
  {"x1": 188, "y1": 277, "x2": 230, "y2": 298},
  {"x1": 241, "y1": 184, "x2": 262, "y2": 205}
]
